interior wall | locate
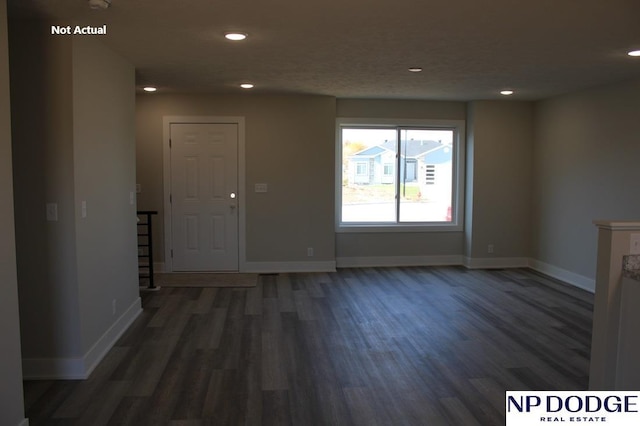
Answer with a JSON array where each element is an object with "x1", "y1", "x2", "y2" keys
[
  {"x1": 532, "y1": 78, "x2": 640, "y2": 287},
  {"x1": 335, "y1": 99, "x2": 467, "y2": 262},
  {"x1": 9, "y1": 21, "x2": 83, "y2": 361},
  {"x1": 135, "y1": 93, "x2": 336, "y2": 268},
  {"x1": 9, "y1": 20, "x2": 139, "y2": 378},
  {"x1": 72, "y1": 37, "x2": 138, "y2": 355},
  {"x1": 0, "y1": 0, "x2": 27, "y2": 423},
  {"x1": 137, "y1": 96, "x2": 537, "y2": 267},
  {"x1": 465, "y1": 101, "x2": 534, "y2": 263}
]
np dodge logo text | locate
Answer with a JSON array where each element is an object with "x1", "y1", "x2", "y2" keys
[{"x1": 508, "y1": 395, "x2": 639, "y2": 413}]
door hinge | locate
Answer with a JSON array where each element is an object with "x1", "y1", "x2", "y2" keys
[
  {"x1": 169, "y1": 138, "x2": 172, "y2": 148},
  {"x1": 169, "y1": 194, "x2": 172, "y2": 203}
]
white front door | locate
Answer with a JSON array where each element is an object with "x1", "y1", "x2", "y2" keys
[{"x1": 169, "y1": 122, "x2": 238, "y2": 271}]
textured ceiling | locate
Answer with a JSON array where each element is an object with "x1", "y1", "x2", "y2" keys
[{"x1": 8, "y1": 0, "x2": 640, "y2": 100}]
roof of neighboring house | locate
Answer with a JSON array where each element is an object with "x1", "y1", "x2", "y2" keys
[
  {"x1": 350, "y1": 140, "x2": 445, "y2": 159},
  {"x1": 349, "y1": 145, "x2": 387, "y2": 157}
]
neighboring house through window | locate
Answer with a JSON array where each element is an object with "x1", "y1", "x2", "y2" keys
[{"x1": 337, "y1": 118, "x2": 465, "y2": 231}]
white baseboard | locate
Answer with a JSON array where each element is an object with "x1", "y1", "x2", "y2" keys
[
  {"x1": 336, "y1": 255, "x2": 464, "y2": 268},
  {"x1": 528, "y1": 258, "x2": 595, "y2": 293},
  {"x1": 82, "y1": 297, "x2": 142, "y2": 377},
  {"x1": 243, "y1": 261, "x2": 337, "y2": 273},
  {"x1": 335, "y1": 256, "x2": 594, "y2": 293},
  {"x1": 22, "y1": 297, "x2": 142, "y2": 380},
  {"x1": 464, "y1": 256, "x2": 530, "y2": 269},
  {"x1": 160, "y1": 256, "x2": 595, "y2": 293}
]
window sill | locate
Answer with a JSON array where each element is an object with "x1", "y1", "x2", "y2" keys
[{"x1": 336, "y1": 223, "x2": 463, "y2": 233}]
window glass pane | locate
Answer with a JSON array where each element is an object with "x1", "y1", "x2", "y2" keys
[
  {"x1": 398, "y1": 129, "x2": 453, "y2": 222},
  {"x1": 341, "y1": 128, "x2": 397, "y2": 222}
]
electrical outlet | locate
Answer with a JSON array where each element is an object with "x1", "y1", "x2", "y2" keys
[
  {"x1": 307, "y1": 247, "x2": 314, "y2": 257},
  {"x1": 487, "y1": 244, "x2": 494, "y2": 254},
  {"x1": 631, "y1": 234, "x2": 640, "y2": 255},
  {"x1": 255, "y1": 183, "x2": 268, "y2": 193}
]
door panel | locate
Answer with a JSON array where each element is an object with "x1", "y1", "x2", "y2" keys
[{"x1": 170, "y1": 123, "x2": 238, "y2": 271}]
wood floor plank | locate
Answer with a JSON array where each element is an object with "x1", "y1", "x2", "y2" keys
[
  {"x1": 192, "y1": 288, "x2": 218, "y2": 315},
  {"x1": 23, "y1": 266, "x2": 594, "y2": 425},
  {"x1": 276, "y1": 274, "x2": 295, "y2": 313},
  {"x1": 194, "y1": 308, "x2": 228, "y2": 350},
  {"x1": 440, "y1": 397, "x2": 483, "y2": 426},
  {"x1": 73, "y1": 381, "x2": 131, "y2": 426},
  {"x1": 342, "y1": 386, "x2": 388, "y2": 426},
  {"x1": 261, "y1": 390, "x2": 292, "y2": 426},
  {"x1": 244, "y1": 278, "x2": 264, "y2": 316},
  {"x1": 261, "y1": 331, "x2": 289, "y2": 391},
  {"x1": 106, "y1": 396, "x2": 147, "y2": 426},
  {"x1": 171, "y1": 349, "x2": 216, "y2": 421},
  {"x1": 52, "y1": 346, "x2": 130, "y2": 418}
]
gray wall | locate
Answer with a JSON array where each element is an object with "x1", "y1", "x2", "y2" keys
[
  {"x1": 10, "y1": 21, "x2": 83, "y2": 360},
  {"x1": 136, "y1": 93, "x2": 336, "y2": 266},
  {"x1": 10, "y1": 21, "x2": 138, "y2": 375},
  {"x1": 532, "y1": 78, "x2": 640, "y2": 285},
  {"x1": 135, "y1": 82, "x2": 640, "y2": 287},
  {"x1": 71, "y1": 38, "x2": 138, "y2": 355},
  {"x1": 136, "y1": 96, "x2": 542, "y2": 268},
  {"x1": 0, "y1": 0, "x2": 27, "y2": 423},
  {"x1": 466, "y1": 101, "x2": 534, "y2": 261}
]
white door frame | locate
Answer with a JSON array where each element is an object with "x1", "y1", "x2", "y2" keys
[{"x1": 162, "y1": 116, "x2": 246, "y2": 273}]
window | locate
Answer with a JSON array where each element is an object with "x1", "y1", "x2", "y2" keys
[
  {"x1": 356, "y1": 162, "x2": 368, "y2": 176},
  {"x1": 336, "y1": 118, "x2": 465, "y2": 231}
]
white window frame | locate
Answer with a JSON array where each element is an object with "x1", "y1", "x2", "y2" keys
[{"x1": 336, "y1": 117, "x2": 465, "y2": 233}]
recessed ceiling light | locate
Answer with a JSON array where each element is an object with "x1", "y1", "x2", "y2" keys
[
  {"x1": 225, "y1": 32, "x2": 247, "y2": 41},
  {"x1": 500, "y1": 90, "x2": 514, "y2": 95},
  {"x1": 240, "y1": 83, "x2": 254, "y2": 89},
  {"x1": 143, "y1": 86, "x2": 157, "y2": 92},
  {"x1": 88, "y1": 0, "x2": 111, "y2": 9},
  {"x1": 408, "y1": 67, "x2": 423, "y2": 73},
  {"x1": 628, "y1": 50, "x2": 640, "y2": 57}
]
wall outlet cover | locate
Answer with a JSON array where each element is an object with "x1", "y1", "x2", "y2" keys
[
  {"x1": 46, "y1": 203, "x2": 58, "y2": 221},
  {"x1": 631, "y1": 234, "x2": 640, "y2": 255}
]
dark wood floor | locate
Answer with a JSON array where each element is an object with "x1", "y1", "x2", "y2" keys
[{"x1": 23, "y1": 266, "x2": 593, "y2": 425}]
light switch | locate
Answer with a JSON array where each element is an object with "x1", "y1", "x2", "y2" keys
[
  {"x1": 129, "y1": 191, "x2": 135, "y2": 205},
  {"x1": 46, "y1": 203, "x2": 58, "y2": 221},
  {"x1": 81, "y1": 201, "x2": 87, "y2": 218},
  {"x1": 255, "y1": 183, "x2": 268, "y2": 193},
  {"x1": 631, "y1": 233, "x2": 640, "y2": 255}
]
